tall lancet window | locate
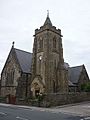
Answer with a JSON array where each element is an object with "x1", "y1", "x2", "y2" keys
[
  {"x1": 39, "y1": 37, "x2": 43, "y2": 51},
  {"x1": 53, "y1": 36, "x2": 56, "y2": 49},
  {"x1": 5, "y1": 70, "x2": 14, "y2": 86}
]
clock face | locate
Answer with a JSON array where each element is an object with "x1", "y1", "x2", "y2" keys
[{"x1": 39, "y1": 55, "x2": 42, "y2": 60}]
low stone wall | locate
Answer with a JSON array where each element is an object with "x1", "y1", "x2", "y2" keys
[
  {"x1": 3, "y1": 92, "x2": 90, "y2": 107},
  {"x1": 43, "y1": 92, "x2": 90, "y2": 107}
]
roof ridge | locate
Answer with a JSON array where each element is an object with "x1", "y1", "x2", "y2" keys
[
  {"x1": 70, "y1": 65, "x2": 83, "y2": 68},
  {"x1": 14, "y1": 48, "x2": 32, "y2": 54}
]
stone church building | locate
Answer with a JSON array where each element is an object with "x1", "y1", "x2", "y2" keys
[{"x1": 0, "y1": 14, "x2": 89, "y2": 104}]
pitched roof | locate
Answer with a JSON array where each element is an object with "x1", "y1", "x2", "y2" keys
[
  {"x1": 14, "y1": 48, "x2": 32, "y2": 73},
  {"x1": 68, "y1": 65, "x2": 83, "y2": 84}
]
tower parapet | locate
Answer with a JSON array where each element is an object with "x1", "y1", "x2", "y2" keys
[{"x1": 35, "y1": 25, "x2": 62, "y2": 37}]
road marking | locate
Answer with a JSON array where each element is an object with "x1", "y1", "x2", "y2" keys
[
  {"x1": 80, "y1": 117, "x2": 90, "y2": 120},
  {"x1": 0, "y1": 112, "x2": 7, "y2": 115},
  {"x1": 84, "y1": 117, "x2": 90, "y2": 120},
  {"x1": 16, "y1": 116, "x2": 29, "y2": 120}
]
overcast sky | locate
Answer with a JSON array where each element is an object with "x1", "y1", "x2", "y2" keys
[{"x1": 0, "y1": 0, "x2": 90, "y2": 77}]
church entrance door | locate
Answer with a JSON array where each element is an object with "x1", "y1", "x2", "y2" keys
[{"x1": 31, "y1": 76, "x2": 44, "y2": 97}]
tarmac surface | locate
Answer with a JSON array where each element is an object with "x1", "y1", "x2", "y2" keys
[{"x1": 0, "y1": 101, "x2": 90, "y2": 120}]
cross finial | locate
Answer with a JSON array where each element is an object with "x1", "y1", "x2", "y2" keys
[
  {"x1": 12, "y1": 41, "x2": 15, "y2": 48},
  {"x1": 47, "y1": 10, "x2": 49, "y2": 17}
]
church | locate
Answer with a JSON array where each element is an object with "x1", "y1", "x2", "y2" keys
[{"x1": 0, "y1": 13, "x2": 90, "y2": 105}]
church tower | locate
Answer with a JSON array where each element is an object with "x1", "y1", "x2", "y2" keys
[{"x1": 31, "y1": 13, "x2": 68, "y2": 96}]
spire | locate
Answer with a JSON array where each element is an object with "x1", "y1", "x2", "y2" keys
[{"x1": 44, "y1": 10, "x2": 52, "y2": 26}]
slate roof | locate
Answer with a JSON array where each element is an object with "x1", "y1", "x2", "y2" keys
[
  {"x1": 14, "y1": 48, "x2": 32, "y2": 73},
  {"x1": 14, "y1": 48, "x2": 84, "y2": 83},
  {"x1": 68, "y1": 65, "x2": 83, "y2": 84}
]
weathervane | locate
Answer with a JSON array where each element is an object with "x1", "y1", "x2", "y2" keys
[{"x1": 47, "y1": 10, "x2": 49, "y2": 17}]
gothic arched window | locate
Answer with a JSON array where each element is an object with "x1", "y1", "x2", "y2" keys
[
  {"x1": 5, "y1": 70, "x2": 14, "y2": 86},
  {"x1": 38, "y1": 37, "x2": 43, "y2": 51},
  {"x1": 53, "y1": 36, "x2": 56, "y2": 49}
]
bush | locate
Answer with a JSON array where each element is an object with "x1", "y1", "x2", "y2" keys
[
  {"x1": 81, "y1": 83, "x2": 90, "y2": 92},
  {"x1": 0, "y1": 96, "x2": 6, "y2": 102}
]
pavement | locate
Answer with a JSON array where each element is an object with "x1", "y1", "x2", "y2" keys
[
  {"x1": 51, "y1": 101, "x2": 90, "y2": 117},
  {"x1": 0, "y1": 101, "x2": 90, "y2": 117}
]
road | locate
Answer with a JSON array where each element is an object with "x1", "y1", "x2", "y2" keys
[{"x1": 0, "y1": 104, "x2": 85, "y2": 120}]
